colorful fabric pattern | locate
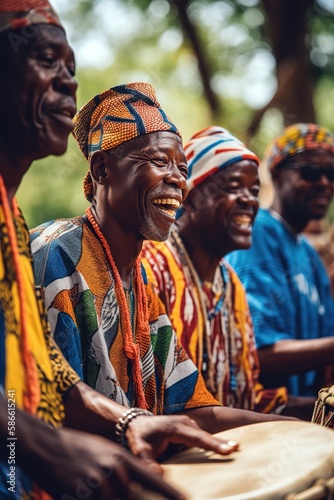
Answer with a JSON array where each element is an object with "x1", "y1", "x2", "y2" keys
[
  {"x1": 226, "y1": 209, "x2": 334, "y2": 397},
  {"x1": 30, "y1": 217, "x2": 219, "y2": 415},
  {"x1": 183, "y1": 126, "x2": 260, "y2": 192},
  {"x1": 73, "y1": 82, "x2": 181, "y2": 202},
  {"x1": 264, "y1": 123, "x2": 334, "y2": 171},
  {"x1": 0, "y1": 0, "x2": 63, "y2": 34},
  {"x1": 142, "y1": 232, "x2": 288, "y2": 413},
  {"x1": 0, "y1": 202, "x2": 79, "y2": 499}
]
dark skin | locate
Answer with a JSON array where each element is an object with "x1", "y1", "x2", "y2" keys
[
  {"x1": 88, "y1": 134, "x2": 294, "y2": 434},
  {"x1": 176, "y1": 160, "x2": 259, "y2": 282},
  {"x1": 258, "y1": 149, "x2": 334, "y2": 390},
  {"x1": 173, "y1": 160, "x2": 315, "y2": 420},
  {"x1": 2, "y1": 23, "x2": 288, "y2": 499},
  {"x1": 271, "y1": 149, "x2": 334, "y2": 233},
  {"x1": 0, "y1": 24, "x2": 231, "y2": 500}
]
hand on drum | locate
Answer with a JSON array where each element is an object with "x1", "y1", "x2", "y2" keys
[{"x1": 125, "y1": 414, "x2": 239, "y2": 471}]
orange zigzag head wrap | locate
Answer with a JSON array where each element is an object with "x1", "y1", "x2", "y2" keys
[
  {"x1": 72, "y1": 82, "x2": 181, "y2": 202},
  {"x1": 0, "y1": 0, "x2": 63, "y2": 34}
]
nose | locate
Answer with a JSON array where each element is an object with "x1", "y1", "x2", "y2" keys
[
  {"x1": 237, "y1": 188, "x2": 258, "y2": 206},
  {"x1": 54, "y1": 64, "x2": 78, "y2": 96},
  {"x1": 317, "y1": 172, "x2": 333, "y2": 187},
  {"x1": 164, "y1": 164, "x2": 188, "y2": 190}
]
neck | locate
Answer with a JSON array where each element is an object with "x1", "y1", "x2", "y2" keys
[
  {"x1": 177, "y1": 221, "x2": 220, "y2": 283},
  {"x1": 270, "y1": 197, "x2": 307, "y2": 234},
  {"x1": 88, "y1": 205, "x2": 142, "y2": 288},
  {"x1": 0, "y1": 146, "x2": 32, "y2": 202}
]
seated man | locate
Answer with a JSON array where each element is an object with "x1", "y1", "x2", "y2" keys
[
  {"x1": 142, "y1": 126, "x2": 291, "y2": 415},
  {"x1": 1, "y1": 3, "x2": 202, "y2": 498},
  {"x1": 31, "y1": 83, "x2": 292, "y2": 434},
  {"x1": 226, "y1": 123, "x2": 334, "y2": 398}
]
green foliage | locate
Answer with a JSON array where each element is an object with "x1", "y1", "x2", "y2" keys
[{"x1": 17, "y1": 0, "x2": 334, "y2": 228}]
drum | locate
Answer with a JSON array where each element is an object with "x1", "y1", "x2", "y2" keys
[
  {"x1": 312, "y1": 385, "x2": 334, "y2": 429},
  {"x1": 161, "y1": 421, "x2": 334, "y2": 500}
]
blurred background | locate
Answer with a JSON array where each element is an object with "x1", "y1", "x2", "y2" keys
[{"x1": 17, "y1": 0, "x2": 334, "y2": 228}]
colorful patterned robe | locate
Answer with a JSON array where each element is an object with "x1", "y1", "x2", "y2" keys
[
  {"x1": 142, "y1": 231, "x2": 288, "y2": 413},
  {"x1": 0, "y1": 205, "x2": 80, "y2": 499},
  {"x1": 31, "y1": 216, "x2": 219, "y2": 415}
]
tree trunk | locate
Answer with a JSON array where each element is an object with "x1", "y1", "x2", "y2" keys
[
  {"x1": 173, "y1": 0, "x2": 221, "y2": 119},
  {"x1": 248, "y1": 0, "x2": 316, "y2": 137}
]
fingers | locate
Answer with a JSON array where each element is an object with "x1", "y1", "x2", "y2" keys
[
  {"x1": 126, "y1": 455, "x2": 186, "y2": 500},
  {"x1": 170, "y1": 421, "x2": 239, "y2": 456}
]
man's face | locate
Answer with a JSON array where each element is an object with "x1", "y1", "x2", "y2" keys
[
  {"x1": 103, "y1": 131, "x2": 188, "y2": 242},
  {"x1": 0, "y1": 24, "x2": 77, "y2": 160},
  {"x1": 274, "y1": 149, "x2": 334, "y2": 221},
  {"x1": 185, "y1": 160, "x2": 259, "y2": 257}
]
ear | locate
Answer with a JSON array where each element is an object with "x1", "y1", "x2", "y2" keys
[{"x1": 90, "y1": 151, "x2": 109, "y2": 185}]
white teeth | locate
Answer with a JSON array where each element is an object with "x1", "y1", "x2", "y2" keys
[
  {"x1": 60, "y1": 110, "x2": 71, "y2": 117},
  {"x1": 232, "y1": 215, "x2": 252, "y2": 227},
  {"x1": 152, "y1": 198, "x2": 180, "y2": 208}
]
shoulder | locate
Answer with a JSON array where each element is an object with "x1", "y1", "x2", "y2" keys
[{"x1": 31, "y1": 216, "x2": 86, "y2": 286}]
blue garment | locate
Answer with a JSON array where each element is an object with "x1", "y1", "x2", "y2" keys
[{"x1": 226, "y1": 208, "x2": 334, "y2": 397}]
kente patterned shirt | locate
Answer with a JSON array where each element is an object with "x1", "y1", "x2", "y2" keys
[
  {"x1": 30, "y1": 216, "x2": 219, "y2": 414},
  {"x1": 0, "y1": 205, "x2": 80, "y2": 500},
  {"x1": 142, "y1": 230, "x2": 288, "y2": 413}
]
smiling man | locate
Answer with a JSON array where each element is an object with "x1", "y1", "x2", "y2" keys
[
  {"x1": 226, "y1": 123, "x2": 334, "y2": 398},
  {"x1": 142, "y1": 126, "x2": 289, "y2": 414},
  {"x1": 31, "y1": 84, "x2": 293, "y2": 437}
]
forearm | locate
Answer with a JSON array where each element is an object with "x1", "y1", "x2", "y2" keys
[
  {"x1": 0, "y1": 393, "x2": 61, "y2": 467},
  {"x1": 63, "y1": 381, "x2": 126, "y2": 439},
  {"x1": 258, "y1": 338, "x2": 334, "y2": 376},
  {"x1": 183, "y1": 405, "x2": 294, "y2": 434}
]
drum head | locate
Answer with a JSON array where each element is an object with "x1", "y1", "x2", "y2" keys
[{"x1": 162, "y1": 421, "x2": 334, "y2": 499}]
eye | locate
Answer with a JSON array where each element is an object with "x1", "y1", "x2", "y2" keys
[
  {"x1": 250, "y1": 185, "x2": 260, "y2": 196},
  {"x1": 67, "y1": 64, "x2": 76, "y2": 77},
  {"x1": 37, "y1": 51, "x2": 57, "y2": 67},
  {"x1": 226, "y1": 183, "x2": 241, "y2": 193},
  {"x1": 178, "y1": 165, "x2": 188, "y2": 179},
  {"x1": 153, "y1": 157, "x2": 168, "y2": 167}
]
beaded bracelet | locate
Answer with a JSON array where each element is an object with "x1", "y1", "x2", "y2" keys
[{"x1": 115, "y1": 407, "x2": 153, "y2": 448}]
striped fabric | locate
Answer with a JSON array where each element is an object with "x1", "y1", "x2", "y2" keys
[
  {"x1": 30, "y1": 217, "x2": 220, "y2": 414},
  {"x1": 184, "y1": 126, "x2": 259, "y2": 192},
  {"x1": 142, "y1": 232, "x2": 288, "y2": 413},
  {"x1": 0, "y1": 0, "x2": 62, "y2": 33}
]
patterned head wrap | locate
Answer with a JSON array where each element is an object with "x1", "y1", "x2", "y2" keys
[
  {"x1": 265, "y1": 123, "x2": 334, "y2": 171},
  {"x1": 73, "y1": 82, "x2": 181, "y2": 201},
  {"x1": 0, "y1": 0, "x2": 63, "y2": 34},
  {"x1": 184, "y1": 125, "x2": 259, "y2": 192}
]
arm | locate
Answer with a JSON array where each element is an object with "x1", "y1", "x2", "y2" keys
[
  {"x1": 63, "y1": 381, "x2": 239, "y2": 464},
  {"x1": 179, "y1": 405, "x2": 295, "y2": 435},
  {"x1": 258, "y1": 337, "x2": 334, "y2": 376},
  {"x1": 0, "y1": 393, "x2": 184, "y2": 500}
]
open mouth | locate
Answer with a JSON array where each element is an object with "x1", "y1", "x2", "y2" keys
[
  {"x1": 152, "y1": 197, "x2": 181, "y2": 218},
  {"x1": 230, "y1": 214, "x2": 253, "y2": 230}
]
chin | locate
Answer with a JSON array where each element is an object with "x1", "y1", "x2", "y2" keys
[
  {"x1": 232, "y1": 237, "x2": 252, "y2": 251},
  {"x1": 141, "y1": 227, "x2": 170, "y2": 243}
]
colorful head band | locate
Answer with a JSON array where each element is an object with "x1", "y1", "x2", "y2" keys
[
  {"x1": 73, "y1": 82, "x2": 181, "y2": 201},
  {"x1": 73, "y1": 82, "x2": 181, "y2": 160},
  {"x1": 264, "y1": 123, "x2": 334, "y2": 171},
  {"x1": 0, "y1": 0, "x2": 63, "y2": 34},
  {"x1": 184, "y1": 125, "x2": 259, "y2": 192}
]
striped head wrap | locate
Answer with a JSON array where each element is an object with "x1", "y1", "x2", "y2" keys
[
  {"x1": 72, "y1": 82, "x2": 181, "y2": 201},
  {"x1": 184, "y1": 125, "x2": 260, "y2": 192},
  {"x1": 0, "y1": 0, "x2": 63, "y2": 33},
  {"x1": 265, "y1": 123, "x2": 334, "y2": 171}
]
